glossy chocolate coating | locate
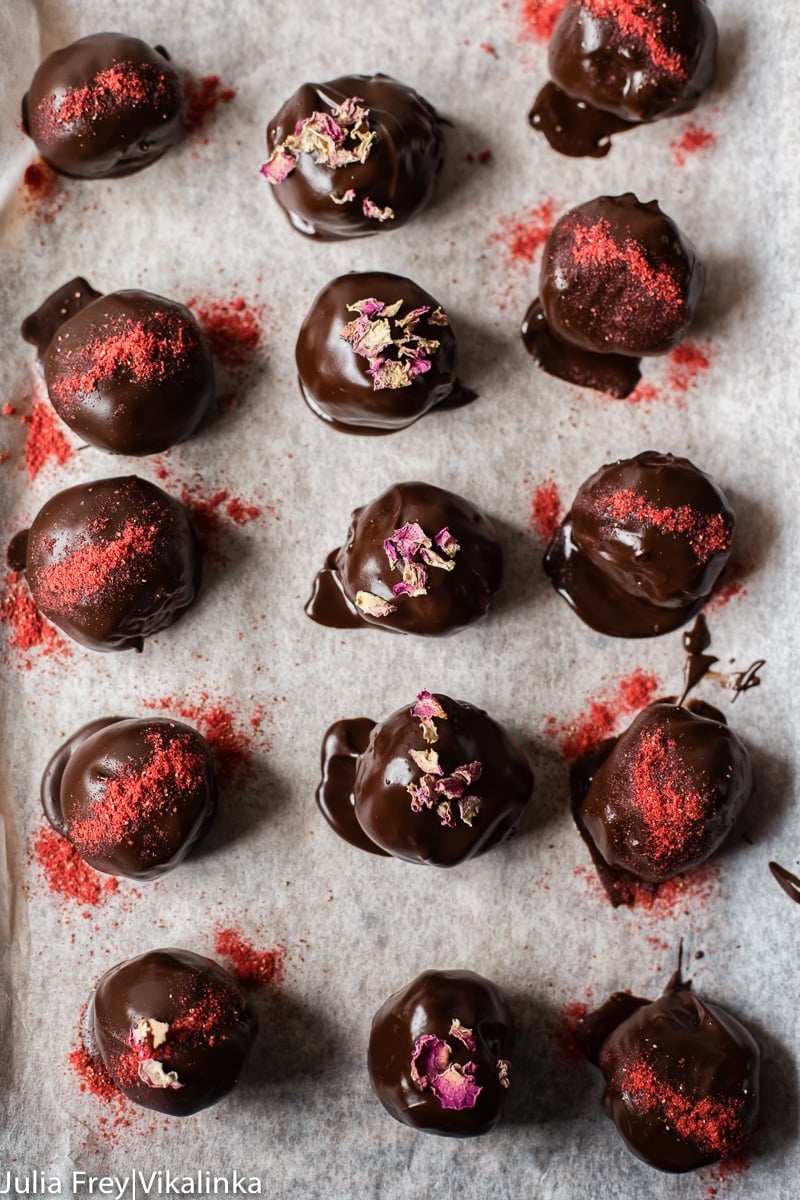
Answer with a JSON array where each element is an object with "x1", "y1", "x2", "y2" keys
[
  {"x1": 578, "y1": 700, "x2": 752, "y2": 883},
  {"x1": 544, "y1": 452, "x2": 734, "y2": 637},
  {"x1": 530, "y1": 0, "x2": 717, "y2": 157},
  {"x1": 306, "y1": 482, "x2": 503, "y2": 635},
  {"x1": 22, "y1": 33, "x2": 183, "y2": 179},
  {"x1": 296, "y1": 272, "x2": 472, "y2": 434},
  {"x1": 369, "y1": 970, "x2": 514, "y2": 1137},
  {"x1": 587, "y1": 975, "x2": 759, "y2": 1172},
  {"x1": 265, "y1": 74, "x2": 444, "y2": 239},
  {"x1": 19, "y1": 475, "x2": 201, "y2": 652},
  {"x1": 41, "y1": 717, "x2": 216, "y2": 880},
  {"x1": 22, "y1": 281, "x2": 215, "y2": 456},
  {"x1": 316, "y1": 718, "x2": 390, "y2": 857},
  {"x1": 90, "y1": 948, "x2": 257, "y2": 1116}
]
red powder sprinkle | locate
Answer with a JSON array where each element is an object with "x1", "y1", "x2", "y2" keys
[
  {"x1": 552, "y1": 1001, "x2": 589, "y2": 1062},
  {"x1": 36, "y1": 518, "x2": 159, "y2": 611},
  {"x1": 22, "y1": 400, "x2": 73, "y2": 478},
  {"x1": 183, "y1": 74, "x2": 236, "y2": 134},
  {"x1": 51, "y1": 312, "x2": 196, "y2": 414},
  {"x1": 144, "y1": 695, "x2": 264, "y2": 786},
  {"x1": 701, "y1": 1153, "x2": 752, "y2": 1196},
  {"x1": 582, "y1": 0, "x2": 687, "y2": 77},
  {"x1": 181, "y1": 485, "x2": 262, "y2": 564},
  {"x1": 70, "y1": 729, "x2": 205, "y2": 857},
  {"x1": 69, "y1": 1043, "x2": 121, "y2": 1105},
  {"x1": 480, "y1": 42, "x2": 499, "y2": 57},
  {"x1": 612, "y1": 1056, "x2": 745, "y2": 1156},
  {"x1": 478, "y1": 148, "x2": 493, "y2": 163},
  {"x1": 594, "y1": 489, "x2": 730, "y2": 562},
  {"x1": 2, "y1": 403, "x2": 15, "y2": 416},
  {"x1": 672, "y1": 122, "x2": 717, "y2": 167},
  {"x1": 186, "y1": 295, "x2": 264, "y2": 369},
  {"x1": 530, "y1": 478, "x2": 563, "y2": 542},
  {"x1": 31, "y1": 825, "x2": 118, "y2": 907},
  {"x1": 668, "y1": 339, "x2": 711, "y2": 393},
  {"x1": 491, "y1": 200, "x2": 556, "y2": 267},
  {"x1": 35, "y1": 61, "x2": 176, "y2": 139},
  {"x1": 521, "y1": 0, "x2": 567, "y2": 41},
  {"x1": 572, "y1": 218, "x2": 682, "y2": 312},
  {"x1": 707, "y1": 563, "x2": 748, "y2": 612},
  {"x1": 1, "y1": 571, "x2": 69, "y2": 660},
  {"x1": 629, "y1": 727, "x2": 707, "y2": 871},
  {"x1": 622, "y1": 381, "x2": 660, "y2": 407},
  {"x1": 546, "y1": 668, "x2": 659, "y2": 759},
  {"x1": 214, "y1": 927, "x2": 286, "y2": 987},
  {"x1": 22, "y1": 159, "x2": 65, "y2": 223}
]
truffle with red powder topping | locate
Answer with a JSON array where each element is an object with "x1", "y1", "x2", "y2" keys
[
  {"x1": 522, "y1": 195, "x2": 704, "y2": 398},
  {"x1": 14, "y1": 475, "x2": 201, "y2": 652},
  {"x1": 22, "y1": 33, "x2": 183, "y2": 179},
  {"x1": 263, "y1": 74, "x2": 444, "y2": 240},
  {"x1": 41, "y1": 716, "x2": 216, "y2": 880},
  {"x1": 577, "y1": 965, "x2": 759, "y2": 1172},
  {"x1": 544, "y1": 451, "x2": 734, "y2": 637},
  {"x1": 89, "y1": 948, "x2": 257, "y2": 1115},
  {"x1": 22, "y1": 279, "x2": 215, "y2": 456},
  {"x1": 368, "y1": 970, "x2": 514, "y2": 1137},
  {"x1": 575, "y1": 699, "x2": 753, "y2": 885},
  {"x1": 530, "y1": 0, "x2": 717, "y2": 157}
]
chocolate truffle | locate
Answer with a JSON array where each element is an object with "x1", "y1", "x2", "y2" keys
[
  {"x1": 317, "y1": 691, "x2": 533, "y2": 865},
  {"x1": 530, "y1": 0, "x2": 718, "y2": 158},
  {"x1": 22, "y1": 278, "x2": 215, "y2": 456},
  {"x1": 13, "y1": 475, "x2": 201, "y2": 652},
  {"x1": 544, "y1": 452, "x2": 734, "y2": 637},
  {"x1": 574, "y1": 699, "x2": 753, "y2": 890},
  {"x1": 22, "y1": 33, "x2": 183, "y2": 178},
  {"x1": 578, "y1": 968, "x2": 759, "y2": 1172},
  {"x1": 89, "y1": 948, "x2": 258, "y2": 1116},
  {"x1": 521, "y1": 194, "x2": 704, "y2": 398},
  {"x1": 369, "y1": 970, "x2": 514, "y2": 1137},
  {"x1": 296, "y1": 272, "x2": 473, "y2": 434},
  {"x1": 306, "y1": 482, "x2": 502, "y2": 635},
  {"x1": 262, "y1": 74, "x2": 444, "y2": 239},
  {"x1": 41, "y1": 717, "x2": 216, "y2": 880}
]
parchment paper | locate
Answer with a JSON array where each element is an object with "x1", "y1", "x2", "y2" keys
[{"x1": 1, "y1": 1, "x2": 798, "y2": 1196}]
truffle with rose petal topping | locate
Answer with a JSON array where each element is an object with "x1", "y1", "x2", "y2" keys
[
  {"x1": 317, "y1": 691, "x2": 533, "y2": 865},
  {"x1": 572, "y1": 699, "x2": 753, "y2": 896},
  {"x1": 544, "y1": 452, "x2": 734, "y2": 637},
  {"x1": 521, "y1": 194, "x2": 704, "y2": 398},
  {"x1": 22, "y1": 278, "x2": 215, "y2": 456},
  {"x1": 262, "y1": 74, "x2": 444, "y2": 239},
  {"x1": 89, "y1": 948, "x2": 258, "y2": 1115},
  {"x1": 576, "y1": 963, "x2": 759, "y2": 1172},
  {"x1": 22, "y1": 33, "x2": 183, "y2": 178},
  {"x1": 369, "y1": 970, "x2": 514, "y2": 1137},
  {"x1": 10, "y1": 475, "x2": 201, "y2": 652},
  {"x1": 41, "y1": 716, "x2": 217, "y2": 880},
  {"x1": 295, "y1": 271, "x2": 475, "y2": 433},
  {"x1": 530, "y1": 0, "x2": 717, "y2": 158},
  {"x1": 306, "y1": 482, "x2": 502, "y2": 635}
]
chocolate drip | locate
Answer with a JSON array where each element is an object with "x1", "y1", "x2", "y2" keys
[
  {"x1": 21, "y1": 277, "x2": 101, "y2": 359},
  {"x1": 529, "y1": 82, "x2": 637, "y2": 158},
  {"x1": 730, "y1": 660, "x2": 766, "y2": 702},
  {"x1": 680, "y1": 613, "x2": 718, "y2": 702},
  {"x1": 521, "y1": 298, "x2": 641, "y2": 399},
  {"x1": 316, "y1": 718, "x2": 388, "y2": 856},
  {"x1": 305, "y1": 549, "x2": 364, "y2": 629},
  {"x1": 769, "y1": 861, "x2": 800, "y2": 905}
]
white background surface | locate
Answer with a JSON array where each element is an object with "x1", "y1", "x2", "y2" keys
[{"x1": 0, "y1": 1, "x2": 798, "y2": 1196}]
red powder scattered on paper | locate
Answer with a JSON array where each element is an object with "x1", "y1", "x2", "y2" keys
[
  {"x1": 701, "y1": 1153, "x2": 752, "y2": 1197},
  {"x1": 530, "y1": 479, "x2": 563, "y2": 542},
  {"x1": 69, "y1": 1043, "x2": 123, "y2": 1105},
  {"x1": 36, "y1": 519, "x2": 159, "y2": 612},
  {"x1": 186, "y1": 295, "x2": 264, "y2": 369},
  {"x1": 611, "y1": 1056, "x2": 745, "y2": 1156},
  {"x1": 707, "y1": 563, "x2": 748, "y2": 612},
  {"x1": 144, "y1": 694, "x2": 266, "y2": 785},
  {"x1": 31, "y1": 825, "x2": 118, "y2": 907},
  {"x1": 1, "y1": 571, "x2": 70, "y2": 662},
  {"x1": 480, "y1": 42, "x2": 499, "y2": 57},
  {"x1": 214, "y1": 927, "x2": 287, "y2": 987},
  {"x1": 672, "y1": 122, "x2": 717, "y2": 167},
  {"x1": 582, "y1": 0, "x2": 686, "y2": 77},
  {"x1": 546, "y1": 668, "x2": 659, "y2": 759},
  {"x1": 572, "y1": 218, "x2": 682, "y2": 312},
  {"x1": 593, "y1": 489, "x2": 731, "y2": 562},
  {"x1": 668, "y1": 339, "x2": 711, "y2": 393},
  {"x1": 622, "y1": 381, "x2": 661, "y2": 407},
  {"x1": 590, "y1": 861, "x2": 721, "y2": 917},
  {"x1": 35, "y1": 61, "x2": 176, "y2": 138},
  {"x1": 521, "y1": 0, "x2": 567, "y2": 41},
  {"x1": 22, "y1": 159, "x2": 65, "y2": 223},
  {"x1": 491, "y1": 200, "x2": 556, "y2": 267},
  {"x1": 552, "y1": 1001, "x2": 589, "y2": 1062},
  {"x1": 183, "y1": 74, "x2": 236, "y2": 135},
  {"x1": 183, "y1": 486, "x2": 262, "y2": 564},
  {"x1": 22, "y1": 400, "x2": 73, "y2": 478}
]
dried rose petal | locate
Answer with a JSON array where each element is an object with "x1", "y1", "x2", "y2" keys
[
  {"x1": 458, "y1": 795, "x2": 482, "y2": 827},
  {"x1": 413, "y1": 692, "x2": 448, "y2": 724},
  {"x1": 497, "y1": 1058, "x2": 511, "y2": 1089},
  {"x1": 355, "y1": 590, "x2": 397, "y2": 618},
  {"x1": 420, "y1": 545, "x2": 456, "y2": 571},
  {"x1": 454, "y1": 761, "x2": 482, "y2": 785},
  {"x1": 130, "y1": 1017, "x2": 169, "y2": 1049},
  {"x1": 429, "y1": 307, "x2": 450, "y2": 326},
  {"x1": 408, "y1": 779, "x2": 435, "y2": 812},
  {"x1": 392, "y1": 523, "x2": 430, "y2": 560},
  {"x1": 409, "y1": 748, "x2": 442, "y2": 775},
  {"x1": 429, "y1": 1061, "x2": 482, "y2": 1110},
  {"x1": 260, "y1": 146, "x2": 296, "y2": 184},
  {"x1": 362, "y1": 197, "x2": 395, "y2": 221},
  {"x1": 330, "y1": 188, "x2": 357, "y2": 205},
  {"x1": 434, "y1": 527, "x2": 460, "y2": 557},
  {"x1": 368, "y1": 359, "x2": 412, "y2": 389},
  {"x1": 437, "y1": 800, "x2": 457, "y2": 828},
  {"x1": 392, "y1": 560, "x2": 429, "y2": 598},
  {"x1": 449, "y1": 1019, "x2": 477, "y2": 1050},
  {"x1": 410, "y1": 1034, "x2": 452, "y2": 1088},
  {"x1": 137, "y1": 1059, "x2": 183, "y2": 1090},
  {"x1": 383, "y1": 539, "x2": 399, "y2": 569}
]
